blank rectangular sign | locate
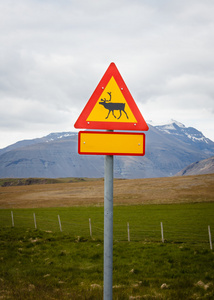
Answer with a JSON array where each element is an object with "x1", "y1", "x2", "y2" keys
[{"x1": 78, "y1": 131, "x2": 145, "y2": 156}]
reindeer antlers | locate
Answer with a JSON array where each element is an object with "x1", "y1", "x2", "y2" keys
[{"x1": 101, "y1": 92, "x2": 111, "y2": 102}]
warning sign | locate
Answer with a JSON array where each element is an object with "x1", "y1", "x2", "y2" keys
[{"x1": 74, "y1": 63, "x2": 149, "y2": 131}]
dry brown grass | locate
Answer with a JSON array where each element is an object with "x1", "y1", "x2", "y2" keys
[{"x1": 0, "y1": 174, "x2": 213, "y2": 208}]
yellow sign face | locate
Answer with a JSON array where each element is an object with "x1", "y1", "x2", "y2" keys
[
  {"x1": 79, "y1": 131, "x2": 145, "y2": 156},
  {"x1": 86, "y1": 77, "x2": 137, "y2": 123},
  {"x1": 74, "y1": 62, "x2": 149, "y2": 131}
]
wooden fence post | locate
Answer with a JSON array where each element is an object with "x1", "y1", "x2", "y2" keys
[
  {"x1": 127, "y1": 222, "x2": 130, "y2": 242},
  {"x1": 161, "y1": 222, "x2": 164, "y2": 243},
  {"x1": 89, "y1": 218, "x2": 92, "y2": 238},
  {"x1": 11, "y1": 211, "x2": 14, "y2": 227},
  {"x1": 58, "y1": 215, "x2": 62, "y2": 232},
  {"x1": 33, "y1": 213, "x2": 37, "y2": 229},
  {"x1": 208, "y1": 225, "x2": 213, "y2": 250}
]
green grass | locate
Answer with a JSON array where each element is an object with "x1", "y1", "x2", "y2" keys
[
  {"x1": 0, "y1": 204, "x2": 214, "y2": 299},
  {"x1": 1, "y1": 203, "x2": 214, "y2": 244}
]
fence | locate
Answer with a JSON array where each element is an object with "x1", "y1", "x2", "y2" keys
[{"x1": 0, "y1": 209, "x2": 213, "y2": 250}]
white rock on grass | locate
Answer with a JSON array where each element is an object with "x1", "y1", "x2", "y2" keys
[
  {"x1": 195, "y1": 281, "x2": 213, "y2": 290},
  {"x1": 161, "y1": 283, "x2": 169, "y2": 289}
]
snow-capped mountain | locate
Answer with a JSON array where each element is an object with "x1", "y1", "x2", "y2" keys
[
  {"x1": 0, "y1": 121, "x2": 213, "y2": 179},
  {"x1": 155, "y1": 120, "x2": 213, "y2": 153},
  {"x1": 0, "y1": 132, "x2": 77, "y2": 156}
]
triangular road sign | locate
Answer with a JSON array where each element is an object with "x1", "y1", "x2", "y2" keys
[{"x1": 74, "y1": 63, "x2": 149, "y2": 131}]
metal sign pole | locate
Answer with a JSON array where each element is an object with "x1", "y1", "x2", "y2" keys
[{"x1": 104, "y1": 154, "x2": 114, "y2": 300}]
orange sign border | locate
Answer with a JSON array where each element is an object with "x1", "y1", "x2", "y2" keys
[{"x1": 74, "y1": 63, "x2": 149, "y2": 131}]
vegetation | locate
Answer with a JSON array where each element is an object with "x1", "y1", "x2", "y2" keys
[
  {"x1": 0, "y1": 203, "x2": 214, "y2": 299},
  {"x1": 0, "y1": 174, "x2": 213, "y2": 298},
  {"x1": 0, "y1": 174, "x2": 213, "y2": 208},
  {"x1": 0, "y1": 177, "x2": 99, "y2": 187}
]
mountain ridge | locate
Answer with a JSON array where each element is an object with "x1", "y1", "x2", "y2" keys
[
  {"x1": 175, "y1": 156, "x2": 214, "y2": 176},
  {"x1": 0, "y1": 120, "x2": 214, "y2": 179}
]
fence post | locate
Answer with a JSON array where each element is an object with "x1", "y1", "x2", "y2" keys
[
  {"x1": 11, "y1": 211, "x2": 14, "y2": 227},
  {"x1": 89, "y1": 218, "x2": 92, "y2": 238},
  {"x1": 127, "y1": 222, "x2": 130, "y2": 242},
  {"x1": 33, "y1": 213, "x2": 37, "y2": 229},
  {"x1": 161, "y1": 222, "x2": 164, "y2": 243},
  {"x1": 208, "y1": 225, "x2": 213, "y2": 250},
  {"x1": 58, "y1": 215, "x2": 62, "y2": 232}
]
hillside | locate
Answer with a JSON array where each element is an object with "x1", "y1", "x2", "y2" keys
[
  {"x1": 0, "y1": 174, "x2": 213, "y2": 208},
  {"x1": 176, "y1": 156, "x2": 214, "y2": 176}
]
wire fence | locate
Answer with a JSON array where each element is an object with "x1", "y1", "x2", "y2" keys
[{"x1": 0, "y1": 210, "x2": 213, "y2": 249}]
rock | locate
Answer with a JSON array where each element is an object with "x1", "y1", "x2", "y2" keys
[
  {"x1": 195, "y1": 281, "x2": 213, "y2": 290},
  {"x1": 195, "y1": 280, "x2": 205, "y2": 288},
  {"x1": 28, "y1": 284, "x2": 35, "y2": 291},
  {"x1": 90, "y1": 284, "x2": 101, "y2": 289},
  {"x1": 161, "y1": 283, "x2": 169, "y2": 289}
]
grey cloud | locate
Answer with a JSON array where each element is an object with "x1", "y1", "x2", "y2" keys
[{"x1": 0, "y1": 0, "x2": 214, "y2": 148}]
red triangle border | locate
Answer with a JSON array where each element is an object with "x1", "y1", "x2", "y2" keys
[{"x1": 74, "y1": 62, "x2": 149, "y2": 131}]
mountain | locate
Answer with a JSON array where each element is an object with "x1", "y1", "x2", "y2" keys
[
  {"x1": 0, "y1": 121, "x2": 214, "y2": 179},
  {"x1": 155, "y1": 120, "x2": 213, "y2": 154},
  {"x1": 175, "y1": 156, "x2": 214, "y2": 176}
]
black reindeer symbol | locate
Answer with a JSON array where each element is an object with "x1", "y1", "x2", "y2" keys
[{"x1": 99, "y1": 92, "x2": 129, "y2": 119}]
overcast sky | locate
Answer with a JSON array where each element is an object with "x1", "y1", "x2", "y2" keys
[{"x1": 0, "y1": 0, "x2": 214, "y2": 148}]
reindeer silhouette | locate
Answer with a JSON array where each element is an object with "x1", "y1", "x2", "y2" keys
[{"x1": 99, "y1": 92, "x2": 129, "y2": 119}]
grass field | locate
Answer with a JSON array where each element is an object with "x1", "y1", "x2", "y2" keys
[
  {"x1": 1, "y1": 203, "x2": 214, "y2": 299},
  {"x1": 0, "y1": 174, "x2": 213, "y2": 208},
  {"x1": 0, "y1": 203, "x2": 214, "y2": 244},
  {"x1": 0, "y1": 174, "x2": 214, "y2": 299}
]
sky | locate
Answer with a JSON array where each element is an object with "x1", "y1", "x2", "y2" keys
[{"x1": 0, "y1": 0, "x2": 214, "y2": 149}]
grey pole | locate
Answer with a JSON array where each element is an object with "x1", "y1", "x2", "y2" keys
[{"x1": 104, "y1": 154, "x2": 114, "y2": 300}]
